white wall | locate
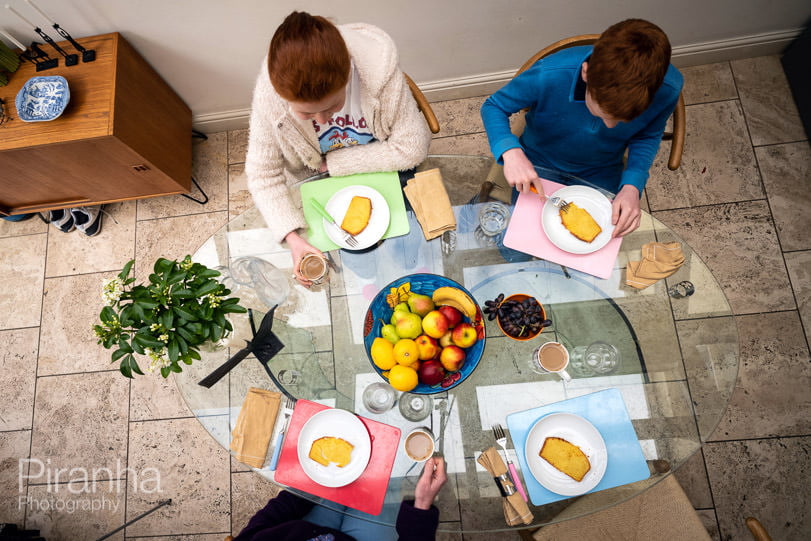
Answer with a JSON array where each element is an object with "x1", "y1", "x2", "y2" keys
[{"x1": 1, "y1": 0, "x2": 809, "y2": 131}]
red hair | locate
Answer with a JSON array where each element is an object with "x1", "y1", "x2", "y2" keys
[
  {"x1": 587, "y1": 19, "x2": 672, "y2": 121},
  {"x1": 268, "y1": 12, "x2": 350, "y2": 102}
]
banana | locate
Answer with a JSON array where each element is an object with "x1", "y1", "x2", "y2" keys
[{"x1": 432, "y1": 286, "x2": 477, "y2": 318}]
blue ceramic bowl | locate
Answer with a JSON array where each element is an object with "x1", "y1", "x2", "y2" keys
[
  {"x1": 363, "y1": 273, "x2": 486, "y2": 394},
  {"x1": 15, "y1": 76, "x2": 70, "y2": 122}
]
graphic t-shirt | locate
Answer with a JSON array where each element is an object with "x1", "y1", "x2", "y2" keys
[{"x1": 313, "y1": 63, "x2": 375, "y2": 153}]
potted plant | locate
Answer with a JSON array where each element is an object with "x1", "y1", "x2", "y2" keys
[{"x1": 94, "y1": 256, "x2": 246, "y2": 378}]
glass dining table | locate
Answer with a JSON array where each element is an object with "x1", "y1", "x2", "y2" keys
[{"x1": 175, "y1": 155, "x2": 739, "y2": 533}]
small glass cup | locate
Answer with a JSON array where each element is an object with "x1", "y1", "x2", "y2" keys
[
  {"x1": 362, "y1": 382, "x2": 397, "y2": 414},
  {"x1": 299, "y1": 252, "x2": 328, "y2": 284},
  {"x1": 667, "y1": 280, "x2": 695, "y2": 298},
  {"x1": 399, "y1": 393, "x2": 433, "y2": 422},
  {"x1": 530, "y1": 341, "x2": 571, "y2": 381},
  {"x1": 571, "y1": 342, "x2": 621, "y2": 376},
  {"x1": 478, "y1": 202, "x2": 510, "y2": 236},
  {"x1": 278, "y1": 369, "x2": 301, "y2": 385}
]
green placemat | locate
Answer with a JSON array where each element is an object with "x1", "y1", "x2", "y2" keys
[{"x1": 299, "y1": 171, "x2": 410, "y2": 251}]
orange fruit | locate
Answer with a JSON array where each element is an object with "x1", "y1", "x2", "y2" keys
[
  {"x1": 393, "y1": 339, "x2": 419, "y2": 366},
  {"x1": 370, "y1": 338, "x2": 396, "y2": 370},
  {"x1": 388, "y1": 364, "x2": 418, "y2": 392}
]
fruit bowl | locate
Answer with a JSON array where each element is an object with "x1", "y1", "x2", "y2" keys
[{"x1": 363, "y1": 273, "x2": 486, "y2": 394}]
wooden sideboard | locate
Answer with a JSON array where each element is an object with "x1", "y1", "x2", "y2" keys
[{"x1": 0, "y1": 32, "x2": 191, "y2": 215}]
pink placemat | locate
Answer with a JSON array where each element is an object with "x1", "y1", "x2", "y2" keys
[
  {"x1": 274, "y1": 400, "x2": 401, "y2": 516},
  {"x1": 503, "y1": 179, "x2": 622, "y2": 279}
]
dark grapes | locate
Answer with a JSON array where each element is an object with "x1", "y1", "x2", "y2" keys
[{"x1": 495, "y1": 296, "x2": 549, "y2": 339}]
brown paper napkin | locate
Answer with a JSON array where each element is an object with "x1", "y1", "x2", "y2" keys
[
  {"x1": 626, "y1": 242, "x2": 685, "y2": 290},
  {"x1": 230, "y1": 388, "x2": 281, "y2": 468},
  {"x1": 477, "y1": 447, "x2": 534, "y2": 526},
  {"x1": 403, "y1": 168, "x2": 457, "y2": 240}
]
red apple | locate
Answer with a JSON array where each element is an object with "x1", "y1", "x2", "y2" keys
[
  {"x1": 414, "y1": 335, "x2": 440, "y2": 360},
  {"x1": 438, "y1": 331, "x2": 453, "y2": 348},
  {"x1": 422, "y1": 310, "x2": 449, "y2": 339},
  {"x1": 438, "y1": 305, "x2": 464, "y2": 328},
  {"x1": 451, "y1": 323, "x2": 478, "y2": 348},
  {"x1": 418, "y1": 359, "x2": 446, "y2": 385},
  {"x1": 439, "y1": 345, "x2": 465, "y2": 372}
]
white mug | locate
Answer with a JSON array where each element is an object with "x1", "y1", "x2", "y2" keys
[{"x1": 531, "y1": 341, "x2": 571, "y2": 381}]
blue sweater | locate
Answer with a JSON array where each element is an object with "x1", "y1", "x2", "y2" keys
[{"x1": 481, "y1": 46, "x2": 683, "y2": 194}]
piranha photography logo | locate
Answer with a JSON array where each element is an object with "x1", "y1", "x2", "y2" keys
[{"x1": 17, "y1": 458, "x2": 162, "y2": 514}]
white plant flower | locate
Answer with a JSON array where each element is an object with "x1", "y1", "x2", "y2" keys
[{"x1": 101, "y1": 278, "x2": 124, "y2": 305}]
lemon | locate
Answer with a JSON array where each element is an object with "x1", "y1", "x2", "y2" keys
[
  {"x1": 370, "y1": 337, "x2": 396, "y2": 370},
  {"x1": 388, "y1": 364, "x2": 418, "y2": 392},
  {"x1": 393, "y1": 339, "x2": 419, "y2": 366}
]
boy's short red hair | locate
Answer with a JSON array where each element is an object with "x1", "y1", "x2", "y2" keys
[
  {"x1": 587, "y1": 19, "x2": 672, "y2": 121},
  {"x1": 268, "y1": 12, "x2": 350, "y2": 102}
]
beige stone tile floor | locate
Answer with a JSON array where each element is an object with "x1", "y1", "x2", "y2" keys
[{"x1": 0, "y1": 55, "x2": 809, "y2": 540}]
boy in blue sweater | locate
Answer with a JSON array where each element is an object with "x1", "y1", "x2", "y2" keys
[{"x1": 481, "y1": 19, "x2": 683, "y2": 237}]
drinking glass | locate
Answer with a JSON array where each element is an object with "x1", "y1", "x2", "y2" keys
[
  {"x1": 362, "y1": 382, "x2": 396, "y2": 414},
  {"x1": 478, "y1": 202, "x2": 510, "y2": 236},
  {"x1": 570, "y1": 341, "x2": 621, "y2": 376},
  {"x1": 398, "y1": 393, "x2": 433, "y2": 422}
]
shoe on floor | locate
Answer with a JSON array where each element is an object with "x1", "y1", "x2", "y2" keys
[
  {"x1": 70, "y1": 206, "x2": 103, "y2": 236},
  {"x1": 41, "y1": 209, "x2": 75, "y2": 233}
]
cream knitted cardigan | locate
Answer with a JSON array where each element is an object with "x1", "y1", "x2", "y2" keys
[{"x1": 246, "y1": 23, "x2": 432, "y2": 244}]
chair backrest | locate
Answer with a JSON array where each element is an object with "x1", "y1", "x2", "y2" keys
[{"x1": 404, "y1": 72, "x2": 440, "y2": 134}]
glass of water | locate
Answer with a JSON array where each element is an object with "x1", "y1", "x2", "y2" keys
[
  {"x1": 362, "y1": 382, "x2": 397, "y2": 414},
  {"x1": 398, "y1": 393, "x2": 433, "y2": 422},
  {"x1": 478, "y1": 202, "x2": 510, "y2": 236}
]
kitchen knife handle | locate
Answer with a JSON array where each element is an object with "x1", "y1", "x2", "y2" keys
[
  {"x1": 310, "y1": 198, "x2": 337, "y2": 225},
  {"x1": 268, "y1": 431, "x2": 286, "y2": 471},
  {"x1": 508, "y1": 462, "x2": 528, "y2": 502}
]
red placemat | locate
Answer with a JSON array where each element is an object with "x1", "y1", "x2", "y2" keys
[
  {"x1": 503, "y1": 179, "x2": 623, "y2": 279},
  {"x1": 274, "y1": 400, "x2": 401, "y2": 516}
]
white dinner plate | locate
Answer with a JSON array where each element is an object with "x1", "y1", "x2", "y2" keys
[
  {"x1": 541, "y1": 185, "x2": 615, "y2": 254},
  {"x1": 324, "y1": 185, "x2": 390, "y2": 250},
  {"x1": 297, "y1": 409, "x2": 372, "y2": 488},
  {"x1": 524, "y1": 412, "x2": 608, "y2": 496}
]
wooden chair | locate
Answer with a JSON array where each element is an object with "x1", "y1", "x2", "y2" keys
[{"x1": 404, "y1": 72, "x2": 440, "y2": 134}]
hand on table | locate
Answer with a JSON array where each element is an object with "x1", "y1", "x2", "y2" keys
[
  {"x1": 611, "y1": 185, "x2": 642, "y2": 237},
  {"x1": 284, "y1": 230, "x2": 323, "y2": 287},
  {"x1": 502, "y1": 148, "x2": 544, "y2": 195},
  {"x1": 414, "y1": 456, "x2": 448, "y2": 510}
]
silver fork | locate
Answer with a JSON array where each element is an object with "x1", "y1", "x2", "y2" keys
[
  {"x1": 310, "y1": 198, "x2": 359, "y2": 248},
  {"x1": 269, "y1": 396, "x2": 295, "y2": 470},
  {"x1": 492, "y1": 423, "x2": 528, "y2": 501},
  {"x1": 549, "y1": 196, "x2": 572, "y2": 213}
]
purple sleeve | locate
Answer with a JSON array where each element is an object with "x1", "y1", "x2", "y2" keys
[
  {"x1": 233, "y1": 490, "x2": 315, "y2": 540},
  {"x1": 396, "y1": 500, "x2": 440, "y2": 540}
]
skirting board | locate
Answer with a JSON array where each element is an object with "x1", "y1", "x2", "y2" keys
[{"x1": 193, "y1": 28, "x2": 802, "y2": 133}]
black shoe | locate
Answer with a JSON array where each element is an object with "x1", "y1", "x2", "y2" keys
[
  {"x1": 41, "y1": 209, "x2": 75, "y2": 232},
  {"x1": 70, "y1": 206, "x2": 103, "y2": 236}
]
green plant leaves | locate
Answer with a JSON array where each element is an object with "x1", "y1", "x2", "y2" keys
[{"x1": 100, "y1": 255, "x2": 247, "y2": 379}]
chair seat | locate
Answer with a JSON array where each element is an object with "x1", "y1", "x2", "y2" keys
[{"x1": 532, "y1": 475, "x2": 711, "y2": 541}]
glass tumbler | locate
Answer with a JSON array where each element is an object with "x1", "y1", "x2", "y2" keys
[
  {"x1": 478, "y1": 202, "x2": 510, "y2": 236},
  {"x1": 398, "y1": 393, "x2": 433, "y2": 422},
  {"x1": 362, "y1": 382, "x2": 397, "y2": 414}
]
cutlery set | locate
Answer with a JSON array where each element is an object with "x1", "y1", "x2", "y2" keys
[
  {"x1": 310, "y1": 198, "x2": 359, "y2": 248},
  {"x1": 492, "y1": 423, "x2": 528, "y2": 501}
]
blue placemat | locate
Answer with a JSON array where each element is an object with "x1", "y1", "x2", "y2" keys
[
  {"x1": 300, "y1": 171, "x2": 409, "y2": 251},
  {"x1": 506, "y1": 388, "x2": 649, "y2": 506}
]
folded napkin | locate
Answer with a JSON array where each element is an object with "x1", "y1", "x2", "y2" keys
[
  {"x1": 230, "y1": 388, "x2": 281, "y2": 468},
  {"x1": 477, "y1": 447, "x2": 534, "y2": 526},
  {"x1": 626, "y1": 242, "x2": 685, "y2": 290},
  {"x1": 403, "y1": 168, "x2": 456, "y2": 240}
]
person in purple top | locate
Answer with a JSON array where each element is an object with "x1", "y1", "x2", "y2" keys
[{"x1": 233, "y1": 456, "x2": 447, "y2": 541}]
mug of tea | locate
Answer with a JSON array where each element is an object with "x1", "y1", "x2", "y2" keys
[
  {"x1": 530, "y1": 341, "x2": 571, "y2": 381},
  {"x1": 404, "y1": 427, "x2": 435, "y2": 462},
  {"x1": 298, "y1": 252, "x2": 328, "y2": 284}
]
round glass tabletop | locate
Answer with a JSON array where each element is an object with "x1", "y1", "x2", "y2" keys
[{"x1": 174, "y1": 155, "x2": 739, "y2": 532}]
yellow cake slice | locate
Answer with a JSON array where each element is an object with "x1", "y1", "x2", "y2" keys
[
  {"x1": 341, "y1": 196, "x2": 373, "y2": 235},
  {"x1": 539, "y1": 436, "x2": 591, "y2": 482},
  {"x1": 559, "y1": 203, "x2": 602, "y2": 243},
  {"x1": 309, "y1": 436, "x2": 354, "y2": 467}
]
